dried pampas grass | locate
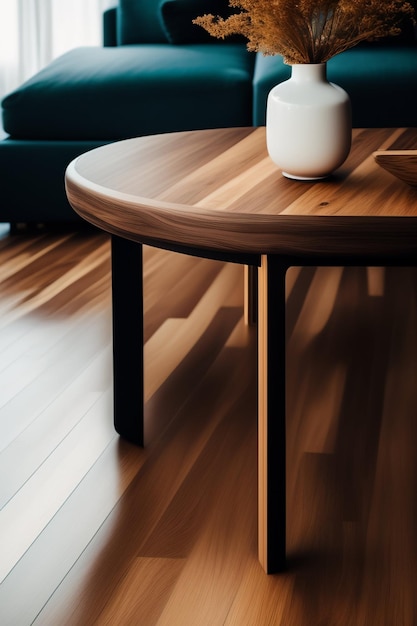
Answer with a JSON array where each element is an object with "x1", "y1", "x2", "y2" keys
[{"x1": 193, "y1": 0, "x2": 415, "y2": 64}]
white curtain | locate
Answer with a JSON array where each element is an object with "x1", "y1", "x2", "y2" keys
[{"x1": 0, "y1": 0, "x2": 115, "y2": 101}]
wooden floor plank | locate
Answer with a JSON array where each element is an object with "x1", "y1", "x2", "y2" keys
[
  {"x1": 30, "y1": 341, "x2": 253, "y2": 625},
  {"x1": 0, "y1": 308, "x2": 112, "y2": 447},
  {"x1": 0, "y1": 437, "x2": 147, "y2": 626},
  {"x1": 1, "y1": 228, "x2": 417, "y2": 625},
  {"x1": 0, "y1": 347, "x2": 110, "y2": 508},
  {"x1": 154, "y1": 395, "x2": 257, "y2": 626},
  {"x1": 144, "y1": 262, "x2": 243, "y2": 401},
  {"x1": 0, "y1": 390, "x2": 116, "y2": 583},
  {"x1": 95, "y1": 557, "x2": 186, "y2": 626}
]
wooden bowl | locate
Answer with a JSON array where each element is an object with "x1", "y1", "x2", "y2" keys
[{"x1": 373, "y1": 150, "x2": 417, "y2": 187}]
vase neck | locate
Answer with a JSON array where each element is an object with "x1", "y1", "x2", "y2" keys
[{"x1": 290, "y1": 63, "x2": 327, "y2": 82}]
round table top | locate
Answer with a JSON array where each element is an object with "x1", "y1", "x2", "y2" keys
[{"x1": 65, "y1": 127, "x2": 417, "y2": 261}]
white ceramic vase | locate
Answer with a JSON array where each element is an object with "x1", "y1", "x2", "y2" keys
[{"x1": 266, "y1": 63, "x2": 352, "y2": 180}]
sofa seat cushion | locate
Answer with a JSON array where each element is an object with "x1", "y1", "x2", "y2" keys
[
  {"x1": 2, "y1": 44, "x2": 254, "y2": 141},
  {"x1": 253, "y1": 46, "x2": 417, "y2": 128}
]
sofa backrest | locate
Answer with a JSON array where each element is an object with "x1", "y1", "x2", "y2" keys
[
  {"x1": 116, "y1": 0, "x2": 238, "y2": 45},
  {"x1": 117, "y1": 0, "x2": 168, "y2": 44},
  {"x1": 115, "y1": 0, "x2": 417, "y2": 47}
]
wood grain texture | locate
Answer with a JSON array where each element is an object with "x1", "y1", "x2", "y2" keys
[
  {"x1": 374, "y1": 150, "x2": 417, "y2": 186},
  {"x1": 65, "y1": 127, "x2": 417, "y2": 259},
  {"x1": 2, "y1": 229, "x2": 417, "y2": 623}
]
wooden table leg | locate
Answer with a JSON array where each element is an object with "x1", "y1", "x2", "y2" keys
[
  {"x1": 258, "y1": 254, "x2": 287, "y2": 573},
  {"x1": 111, "y1": 235, "x2": 144, "y2": 446}
]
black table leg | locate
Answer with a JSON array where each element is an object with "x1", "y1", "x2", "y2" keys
[
  {"x1": 111, "y1": 235, "x2": 144, "y2": 446},
  {"x1": 244, "y1": 264, "x2": 258, "y2": 326},
  {"x1": 258, "y1": 254, "x2": 287, "y2": 573}
]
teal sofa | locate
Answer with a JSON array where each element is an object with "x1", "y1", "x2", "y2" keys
[{"x1": 1, "y1": 0, "x2": 416, "y2": 227}]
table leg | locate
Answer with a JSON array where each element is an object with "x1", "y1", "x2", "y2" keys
[
  {"x1": 258, "y1": 254, "x2": 287, "y2": 573},
  {"x1": 244, "y1": 264, "x2": 258, "y2": 326},
  {"x1": 111, "y1": 235, "x2": 144, "y2": 446}
]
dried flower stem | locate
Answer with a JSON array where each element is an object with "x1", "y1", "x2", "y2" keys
[{"x1": 193, "y1": 0, "x2": 415, "y2": 64}]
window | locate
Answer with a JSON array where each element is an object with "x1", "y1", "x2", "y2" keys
[{"x1": 0, "y1": 0, "x2": 115, "y2": 100}]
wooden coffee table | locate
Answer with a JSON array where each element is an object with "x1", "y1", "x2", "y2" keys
[{"x1": 65, "y1": 127, "x2": 417, "y2": 574}]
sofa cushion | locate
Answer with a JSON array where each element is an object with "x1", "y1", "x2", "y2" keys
[
  {"x1": 252, "y1": 46, "x2": 417, "y2": 128},
  {"x1": 117, "y1": 0, "x2": 167, "y2": 44},
  {"x1": 327, "y1": 46, "x2": 417, "y2": 127},
  {"x1": 160, "y1": 0, "x2": 240, "y2": 44},
  {"x1": 252, "y1": 55, "x2": 291, "y2": 128},
  {"x1": 2, "y1": 45, "x2": 254, "y2": 140}
]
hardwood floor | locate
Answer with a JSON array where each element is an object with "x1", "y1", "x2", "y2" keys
[{"x1": 1, "y1": 226, "x2": 417, "y2": 624}]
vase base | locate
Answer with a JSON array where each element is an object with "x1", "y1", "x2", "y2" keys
[{"x1": 282, "y1": 171, "x2": 328, "y2": 181}]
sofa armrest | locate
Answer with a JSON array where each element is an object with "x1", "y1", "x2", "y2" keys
[{"x1": 103, "y1": 6, "x2": 117, "y2": 47}]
